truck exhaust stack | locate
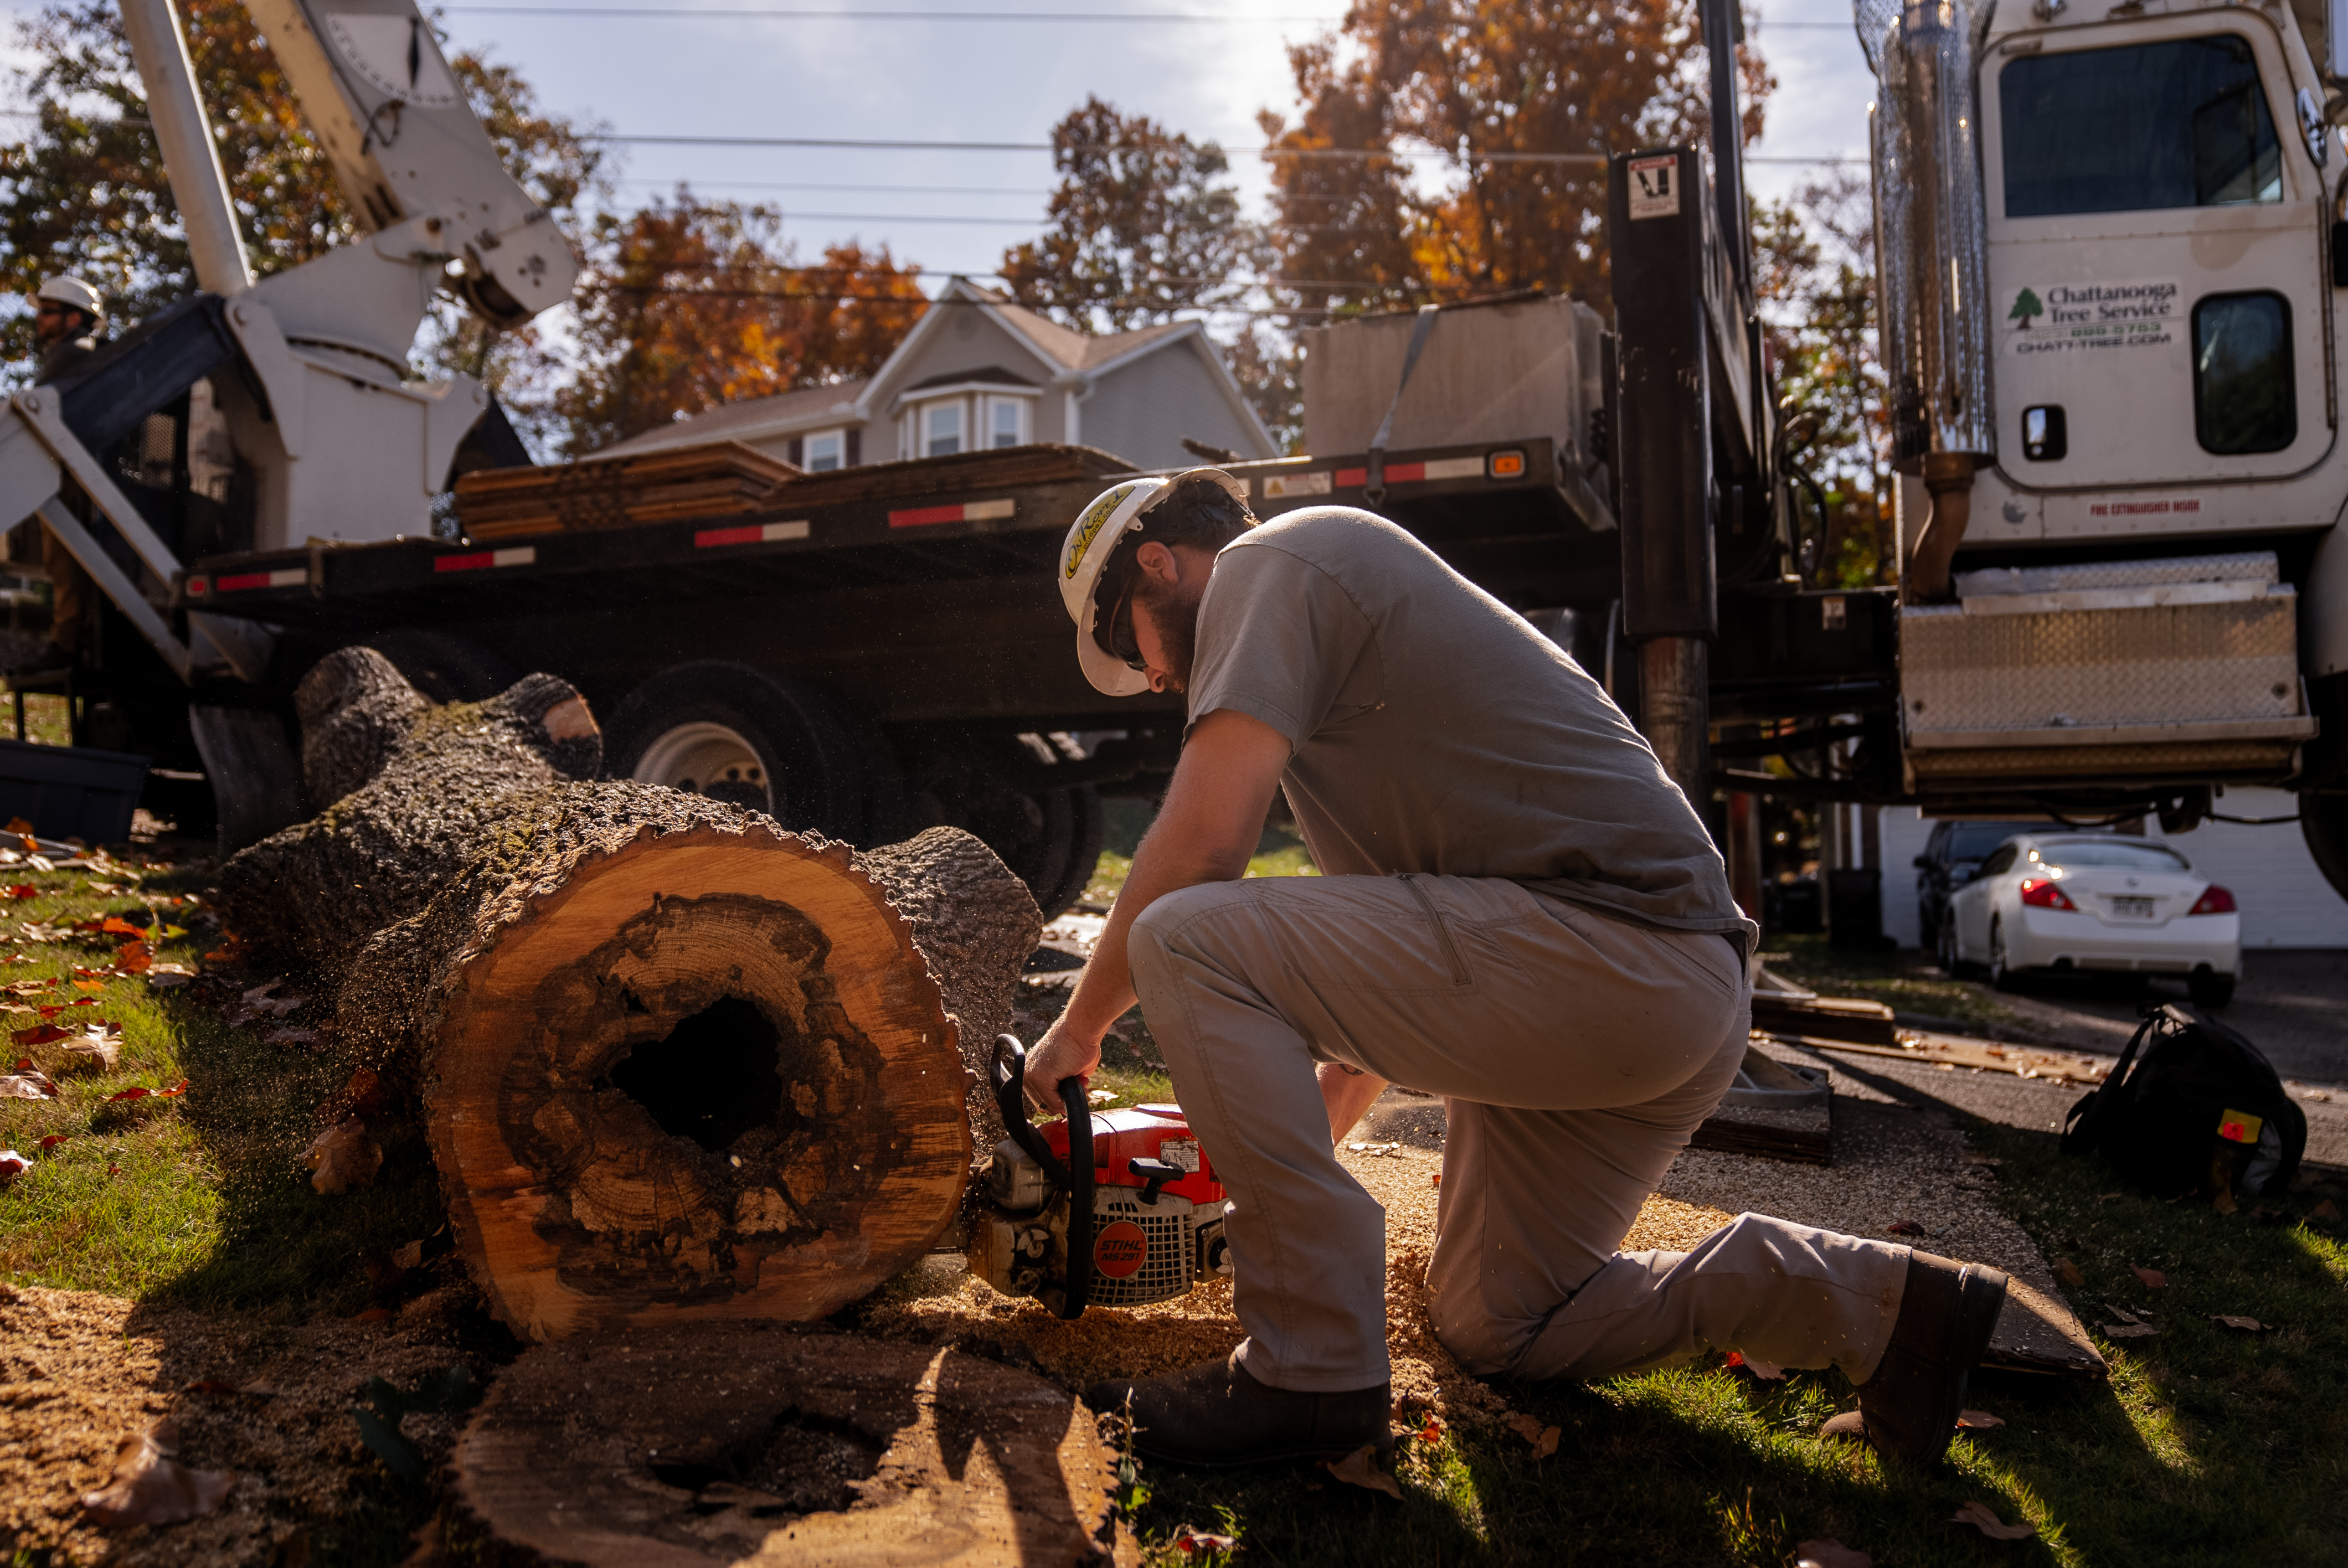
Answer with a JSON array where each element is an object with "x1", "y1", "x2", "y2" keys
[{"x1": 1861, "y1": 0, "x2": 1996, "y2": 600}]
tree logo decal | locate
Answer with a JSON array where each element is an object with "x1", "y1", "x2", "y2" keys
[{"x1": 2008, "y1": 287, "x2": 2043, "y2": 330}]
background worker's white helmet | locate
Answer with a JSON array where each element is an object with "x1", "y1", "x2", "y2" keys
[
  {"x1": 1058, "y1": 468, "x2": 1252, "y2": 697},
  {"x1": 31, "y1": 276, "x2": 104, "y2": 321},
  {"x1": 1058, "y1": 476, "x2": 1171, "y2": 698}
]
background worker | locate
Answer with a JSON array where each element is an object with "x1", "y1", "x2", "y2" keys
[
  {"x1": 25, "y1": 276, "x2": 107, "y2": 667},
  {"x1": 1031, "y1": 472, "x2": 2009, "y2": 1471}
]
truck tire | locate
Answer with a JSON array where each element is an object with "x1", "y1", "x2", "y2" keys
[
  {"x1": 2305, "y1": 793, "x2": 2348, "y2": 905},
  {"x1": 1026, "y1": 783, "x2": 1105, "y2": 919},
  {"x1": 603, "y1": 661, "x2": 878, "y2": 843},
  {"x1": 364, "y1": 628, "x2": 519, "y2": 704}
]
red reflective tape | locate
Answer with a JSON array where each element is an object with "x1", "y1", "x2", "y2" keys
[
  {"x1": 186, "y1": 576, "x2": 209, "y2": 596},
  {"x1": 1333, "y1": 462, "x2": 1424, "y2": 489},
  {"x1": 695, "y1": 524, "x2": 763, "y2": 548},
  {"x1": 434, "y1": 552, "x2": 496, "y2": 573},
  {"x1": 889, "y1": 503, "x2": 966, "y2": 528},
  {"x1": 213, "y1": 572, "x2": 272, "y2": 592}
]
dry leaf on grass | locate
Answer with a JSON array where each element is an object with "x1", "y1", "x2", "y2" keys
[
  {"x1": 59, "y1": 1027, "x2": 119, "y2": 1071},
  {"x1": 2310, "y1": 1199, "x2": 2340, "y2": 1221},
  {"x1": 1817, "y1": 1410, "x2": 1868, "y2": 1441},
  {"x1": 2102, "y1": 1322, "x2": 2156, "y2": 1339},
  {"x1": 1503, "y1": 1412, "x2": 1561, "y2": 1456},
  {"x1": 1325, "y1": 1444, "x2": 1402, "y2": 1498},
  {"x1": 1795, "y1": 1541, "x2": 1873, "y2": 1568},
  {"x1": 0, "y1": 1067, "x2": 55, "y2": 1097},
  {"x1": 2131, "y1": 1265, "x2": 2168, "y2": 1289},
  {"x1": 2054, "y1": 1257, "x2": 2086, "y2": 1287},
  {"x1": 106, "y1": 1079, "x2": 187, "y2": 1103},
  {"x1": 1949, "y1": 1501, "x2": 2034, "y2": 1540},
  {"x1": 1171, "y1": 1524, "x2": 1239, "y2": 1554},
  {"x1": 1728, "y1": 1351, "x2": 1786, "y2": 1380},
  {"x1": 79, "y1": 1417, "x2": 233, "y2": 1528},
  {"x1": 306, "y1": 1119, "x2": 382, "y2": 1194},
  {"x1": 2212, "y1": 1189, "x2": 2239, "y2": 1216},
  {"x1": 0, "y1": 1148, "x2": 25, "y2": 1182},
  {"x1": 2211, "y1": 1314, "x2": 2266, "y2": 1332},
  {"x1": 1956, "y1": 1410, "x2": 2005, "y2": 1429}
]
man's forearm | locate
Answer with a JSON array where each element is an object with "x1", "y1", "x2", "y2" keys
[{"x1": 1059, "y1": 819, "x2": 1250, "y2": 1044}]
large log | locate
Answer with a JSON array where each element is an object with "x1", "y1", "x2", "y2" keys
[
  {"x1": 448, "y1": 1324, "x2": 1135, "y2": 1566},
  {"x1": 224, "y1": 657, "x2": 1042, "y2": 1340}
]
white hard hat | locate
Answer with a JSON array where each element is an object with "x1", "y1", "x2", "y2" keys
[
  {"x1": 1058, "y1": 468, "x2": 1250, "y2": 697},
  {"x1": 32, "y1": 276, "x2": 104, "y2": 319}
]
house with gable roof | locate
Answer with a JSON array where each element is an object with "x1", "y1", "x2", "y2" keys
[{"x1": 598, "y1": 276, "x2": 1278, "y2": 471}]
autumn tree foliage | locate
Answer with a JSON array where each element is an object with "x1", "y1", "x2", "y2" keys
[
  {"x1": 553, "y1": 197, "x2": 926, "y2": 456},
  {"x1": 998, "y1": 97, "x2": 1259, "y2": 333},
  {"x1": 0, "y1": 0, "x2": 600, "y2": 385},
  {"x1": 1257, "y1": 0, "x2": 1773, "y2": 317}
]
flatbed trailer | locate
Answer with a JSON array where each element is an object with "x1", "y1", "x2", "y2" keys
[{"x1": 164, "y1": 432, "x2": 1670, "y2": 915}]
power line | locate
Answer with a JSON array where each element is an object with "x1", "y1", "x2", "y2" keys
[
  {"x1": 612, "y1": 177, "x2": 1057, "y2": 195},
  {"x1": 445, "y1": 6, "x2": 1342, "y2": 18},
  {"x1": 588, "y1": 132, "x2": 1612, "y2": 163}
]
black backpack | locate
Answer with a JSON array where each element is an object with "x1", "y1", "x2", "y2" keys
[{"x1": 2062, "y1": 1003, "x2": 2306, "y2": 1202}]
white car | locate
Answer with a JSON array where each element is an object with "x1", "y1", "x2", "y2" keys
[{"x1": 1945, "y1": 832, "x2": 2241, "y2": 1007}]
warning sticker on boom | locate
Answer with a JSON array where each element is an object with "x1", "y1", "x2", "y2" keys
[{"x1": 1628, "y1": 155, "x2": 1680, "y2": 219}]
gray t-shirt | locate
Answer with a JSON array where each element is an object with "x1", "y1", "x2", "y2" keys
[{"x1": 1186, "y1": 506, "x2": 1755, "y2": 943}]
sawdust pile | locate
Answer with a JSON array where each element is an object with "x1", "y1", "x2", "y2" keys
[
  {"x1": 857, "y1": 1143, "x2": 1736, "y2": 1435},
  {"x1": 0, "y1": 1279, "x2": 496, "y2": 1566}
]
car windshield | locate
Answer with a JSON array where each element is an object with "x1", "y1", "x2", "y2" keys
[
  {"x1": 1946, "y1": 822, "x2": 2054, "y2": 861},
  {"x1": 2034, "y1": 840, "x2": 2191, "y2": 871}
]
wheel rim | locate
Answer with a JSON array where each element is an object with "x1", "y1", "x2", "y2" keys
[{"x1": 631, "y1": 721, "x2": 774, "y2": 813}]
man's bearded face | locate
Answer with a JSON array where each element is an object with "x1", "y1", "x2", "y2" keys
[{"x1": 1132, "y1": 566, "x2": 1208, "y2": 693}]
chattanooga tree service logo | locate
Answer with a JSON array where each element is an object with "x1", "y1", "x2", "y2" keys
[
  {"x1": 2004, "y1": 278, "x2": 2178, "y2": 355},
  {"x1": 1063, "y1": 483, "x2": 1137, "y2": 579}
]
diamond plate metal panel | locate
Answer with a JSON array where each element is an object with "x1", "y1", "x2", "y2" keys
[{"x1": 1902, "y1": 596, "x2": 2300, "y2": 736}]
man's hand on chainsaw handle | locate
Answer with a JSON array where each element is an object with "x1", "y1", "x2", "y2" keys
[{"x1": 1024, "y1": 709, "x2": 1291, "y2": 1115}]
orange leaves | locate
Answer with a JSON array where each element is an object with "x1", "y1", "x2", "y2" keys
[
  {"x1": 2130, "y1": 1265, "x2": 2168, "y2": 1290},
  {"x1": 12, "y1": 1022, "x2": 71, "y2": 1047},
  {"x1": 1, "y1": 885, "x2": 37, "y2": 901}
]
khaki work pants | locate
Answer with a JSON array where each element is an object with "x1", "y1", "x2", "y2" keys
[{"x1": 1126, "y1": 873, "x2": 1912, "y2": 1393}]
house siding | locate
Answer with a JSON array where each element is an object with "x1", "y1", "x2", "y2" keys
[{"x1": 1081, "y1": 342, "x2": 1270, "y2": 468}]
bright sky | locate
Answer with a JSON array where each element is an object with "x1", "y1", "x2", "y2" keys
[{"x1": 4, "y1": 2, "x2": 1883, "y2": 296}]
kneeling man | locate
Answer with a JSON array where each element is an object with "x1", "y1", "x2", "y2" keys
[{"x1": 1027, "y1": 471, "x2": 2006, "y2": 1470}]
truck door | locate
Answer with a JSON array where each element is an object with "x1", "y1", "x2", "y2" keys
[{"x1": 1982, "y1": 19, "x2": 2331, "y2": 513}]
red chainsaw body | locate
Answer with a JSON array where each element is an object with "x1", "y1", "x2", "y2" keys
[{"x1": 1039, "y1": 1103, "x2": 1226, "y2": 1206}]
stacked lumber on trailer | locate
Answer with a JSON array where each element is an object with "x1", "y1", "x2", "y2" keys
[
  {"x1": 452, "y1": 440, "x2": 801, "y2": 539},
  {"x1": 760, "y1": 441, "x2": 1138, "y2": 510}
]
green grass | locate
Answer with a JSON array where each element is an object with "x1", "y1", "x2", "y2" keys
[
  {"x1": 0, "y1": 684, "x2": 74, "y2": 748},
  {"x1": 0, "y1": 849, "x2": 444, "y2": 1314}
]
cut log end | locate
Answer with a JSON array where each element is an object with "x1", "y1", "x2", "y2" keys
[
  {"x1": 452, "y1": 1325, "x2": 1136, "y2": 1567},
  {"x1": 428, "y1": 821, "x2": 976, "y2": 1340}
]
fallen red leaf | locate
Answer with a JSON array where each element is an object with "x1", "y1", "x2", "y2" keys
[
  {"x1": 1949, "y1": 1501, "x2": 2034, "y2": 1541},
  {"x1": 1173, "y1": 1525, "x2": 1239, "y2": 1554},
  {"x1": 1418, "y1": 1417, "x2": 1441, "y2": 1444},
  {"x1": 98, "y1": 916, "x2": 143, "y2": 937},
  {"x1": 79, "y1": 1419, "x2": 232, "y2": 1528},
  {"x1": 0, "y1": 1150, "x2": 27, "y2": 1181},
  {"x1": 114, "y1": 940, "x2": 151, "y2": 974},
  {"x1": 351, "y1": 1307, "x2": 394, "y2": 1323},
  {"x1": 1886, "y1": 1220, "x2": 1925, "y2": 1237},
  {"x1": 2131, "y1": 1265, "x2": 2167, "y2": 1289},
  {"x1": 37, "y1": 1133, "x2": 66, "y2": 1150},
  {"x1": 109, "y1": 1086, "x2": 151, "y2": 1102},
  {"x1": 11, "y1": 1022, "x2": 69, "y2": 1046},
  {"x1": 1, "y1": 886, "x2": 37, "y2": 901},
  {"x1": 1724, "y1": 1349, "x2": 1744, "y2": 1368}
]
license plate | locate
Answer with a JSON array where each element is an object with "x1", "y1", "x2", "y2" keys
[{"x1": 2112, "y1": 897, "x2": 2156, "y2": 920}]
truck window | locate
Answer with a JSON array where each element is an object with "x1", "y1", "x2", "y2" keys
[
  {"x1": 2001, "y1": 36, "x2": 2282, "y2": 216},
  {"x1": 2192, "y1": 292, "x2": 2295, "y2": 453}
]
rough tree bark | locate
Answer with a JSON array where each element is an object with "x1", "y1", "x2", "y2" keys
[
  {"x1": 223, "y1": 653, "x2": 1042, "y2": 1340},
  {"x1": 449, "y1": 1324, "x2": 1134, "y2": 1566}
]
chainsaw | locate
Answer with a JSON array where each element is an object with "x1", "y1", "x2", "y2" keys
[{"x1": 969, "y1": 1034, "x2": 1231, "y2": 1317}]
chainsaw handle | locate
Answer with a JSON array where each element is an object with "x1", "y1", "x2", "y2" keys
[
  {"x1": 991, "y1": 1033, "x2": 1070, "y2": 1188},
  {"x1": 1058, "y1": 1072, "x2": 1092, "y2": 1321}
]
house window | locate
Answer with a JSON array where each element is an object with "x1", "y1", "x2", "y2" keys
[
  {"x1": 989, "y1": 397, "x2": 1027, "y2": 449},
  {"x1": 804, "y1": 429, "x2": 845, "y2": 472},
  {"x1": 925, "y1": 402, "x2": 964, "y2": 457}
]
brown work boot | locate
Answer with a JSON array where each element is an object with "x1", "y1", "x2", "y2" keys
[
  {"x1": 1856, "y1": 1250, "x2": 2009, "y2": 1468},
  {"x1": 1085, "y1": 1352, "x2": 1392, "y2": 1469}
]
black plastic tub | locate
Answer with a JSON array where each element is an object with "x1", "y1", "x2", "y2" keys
[{"x1": 0, "y1": 737, "x2": 150, "y2": 845}]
